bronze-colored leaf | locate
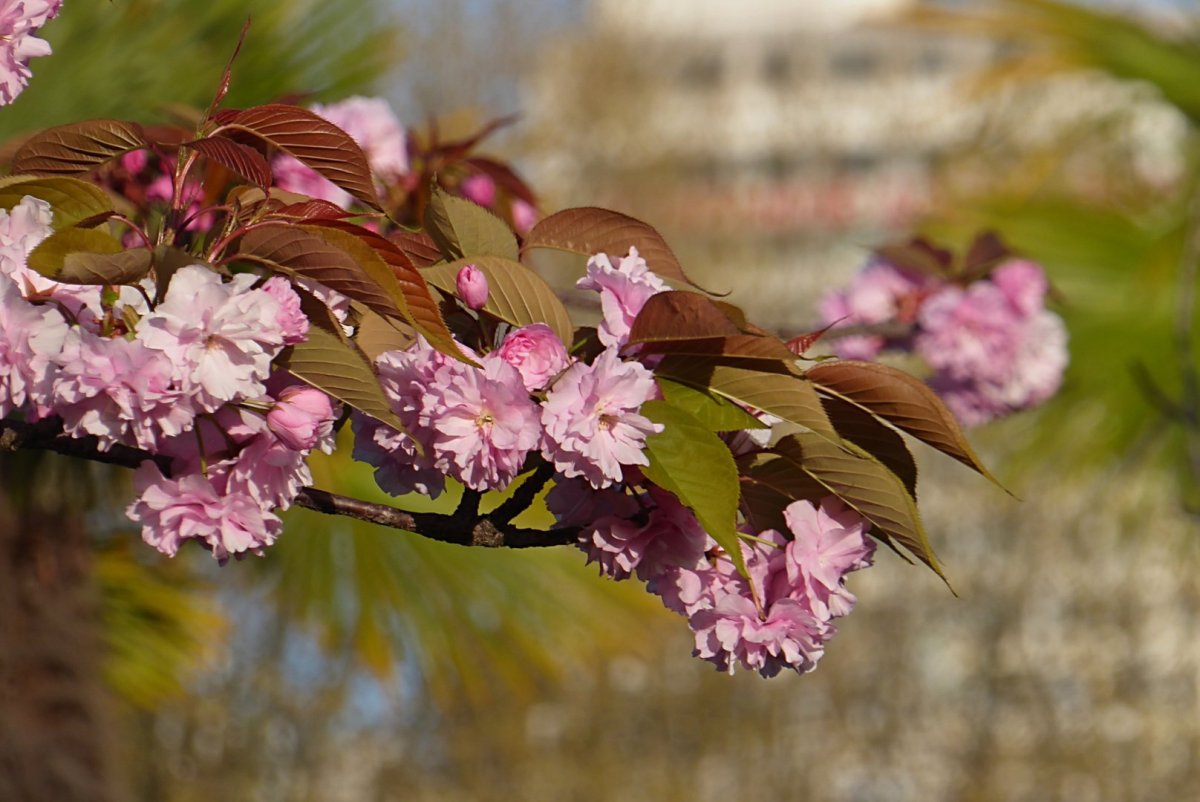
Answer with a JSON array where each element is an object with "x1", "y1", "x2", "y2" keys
[
  {"x1": 355, "y1": 307, "x2": 417, "y2": 363},
  {"x1": 873, "y1": 236, "x2": 954, "y2": 278},
  {"x1": 523, "y1": 206, "x2": 711, "y2": 291},
  {"x1": 774, "y1": 432, "x2": 946, "y2": 582},
  {"x1": 389, "y1": 231, "x2": 443, "y2": 267},
  {"x1": 421, "y1": 256, "x2": 575, "y2": 346},
  {"x1": 304, "y1": 220, "x2": 463, "y2": 362},
  {"x1": 628, "y1": 291, "x2": 742, "y2": 342},
  {"x1": 821, "y1": 395, "x2": 918, "y2": 495},
  {"x1": 219, "y1": 104, "x2": 381, "y2": 210},
  {"x1": 0, "y1": 175, "x2": 114, "y2": 230},
  {"x1": 12, "y1": 119, "x2": 148, "y2": 176},
  {"x1": 184, "y1": 135, "x2": 271, "y2": 188},
  {"x1": 806, "y1": 360, "x2": 1002, "y2": 487},
  {"x1": 27, "y1": 228, "x2": 152, "y2": 285}
]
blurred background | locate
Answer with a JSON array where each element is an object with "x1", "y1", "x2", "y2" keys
[{"x1": 7, "y1": 0, "x2": 1200, "y2": 799}]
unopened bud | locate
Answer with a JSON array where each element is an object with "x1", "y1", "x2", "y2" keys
[{"x1": 456, "y1": 264, "x2": 489, "y2": 310}]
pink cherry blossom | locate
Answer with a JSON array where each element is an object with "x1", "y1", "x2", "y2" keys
[
  {"x1": 351, "y1": 412, "x2": 445, "y2": 499},
  {"x1": 50, "y1": 328, "x2": 196, "y2": 451},
  {"x1": 261, "y1": 276, "x2": 310, "y2": 345},
  {"x1": 782, "y1": 496, "x2": 874, "y2": 619},
  {"x1": 419, "y1": 354, "x2": 541, "y2": 491},
  {"x1": 545, "y1": 476, "x2": 639, "y2": 527},
  {"x1": 541, "y1": 347, "x2": 662, "y2": 488},
  {"x1": 495, "y1": 323, "x2": 570, "y2": 391},
  {"x1": 267, "y1": 385, "x2": 335, "y2": 452},
  {"x1": 137, "y1": 266, "x2": 286, "y2": 409},
  {"x1": 128, "y1": 462, "x2": 282, "y2": 562},
  {"x1": 0, "y1": 0, "x2": 61, "y2": 106},
  {"x1": 455, "y1": 263, "x2": 489, "y2": 310},
  {"x1": 0, "y1": 278, "x2": 67, "y2": 417},
  {"x1": 576, "y1": 247, "x2": 667, "y2": 348}
]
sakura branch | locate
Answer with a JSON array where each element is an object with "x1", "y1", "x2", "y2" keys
[{"x1": 0, "y1": 79, "x2": 1003, "y2": 677}]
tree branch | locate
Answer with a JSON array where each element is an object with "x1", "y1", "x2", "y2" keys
[{"x1": 0, "y1": 416, "x2": 579, "y2": 549}]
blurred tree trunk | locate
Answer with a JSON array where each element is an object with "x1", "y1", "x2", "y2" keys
[{"x1": 0, "y1": 453, "x2": 119, "y2": 802}]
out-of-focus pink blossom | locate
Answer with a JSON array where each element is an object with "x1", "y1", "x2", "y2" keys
[
  {"x1": 915, "y1": 262, "x2": 1068, "y2": 426},
  {"x1": 576, "y1": 247, "x2": 667, "y2": 348},
  {"x1": 267, "y1": 385, "x2": 335, "y2": 452},
  {"x1": 455, "y1": 263, "x2": 489, "y2": 310},
  {"x1": 461, "y1": 174, "x2": 496, "y2": 207},
  {"x1": 0, "y1": 0, "x2": 61, "y2": 106},
  {"x1": 541, "y1": 347, "x2": 662, "y2": 488},
  {"x1": 818, "y1": 261, "x2": 936, "y2": 359},
  {"x1": 511, "y1": 199, "x2": 538, "y2": 234},
  {"x1": 495, "y1": 323, "x2": 570, "y2": 391}
]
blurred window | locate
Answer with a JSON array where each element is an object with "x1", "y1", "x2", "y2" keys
[
  {"x1": 831, "y1": 47, "x2": 879, "y2": 80},
  {"x1": 680, "y1": 54, "x2": 723, "y2": 89},
  {"x1": 763, "y1": 50, "x2": 790, "y2": 86}
]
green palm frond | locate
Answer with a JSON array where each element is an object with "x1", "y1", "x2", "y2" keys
[{"x1": 2, "y1": 0, "x2": 403, "y2": 138}]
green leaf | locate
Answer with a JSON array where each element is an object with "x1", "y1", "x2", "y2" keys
[
  {"x1": 806, "y1": 359, "x2": 1000, "y2": 487},
  {"x1": 640, "y1": 400, "x2": 745, "y2": 574},
  {"x1": 774, "y1": 432, "x2": 947, "y2": 583},
  {"x1": 656, "y1": 377, "x2": 765, "y2": 432},
  {"x1": 523, "y1": 206, "x2": 713, "y2": 292},
  {"x1": 12, "y1": 119, "x2": 147, "y2": 176},
  {"x1": 275, "y1": 324, "x2": 406, "y2": 433},
  {"x1": 656, "y1": 357, "x2": 840, "y2": 444},
  {"x1": 27, "y1": 228, "x2": 152, "y2": 285},
  {"x1": 421, "y1": 256, "x2": 575, "y2": 346},
  {"x1": 0, "y1": 175, "x2": 114, "y2": 230},
  {"x1": 354, "y1": 307, "x2": 417, "y2": 363},
  {"x1": 217, "y1": 104, "x2": 382, "y2": 210},
  {"x1": 423, "y1": 184, "x2": 519, "y2": 262}
]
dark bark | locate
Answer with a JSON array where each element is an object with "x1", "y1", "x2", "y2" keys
[{"x1": 0, "y1": 453, "x2": 121, "y2": 802}]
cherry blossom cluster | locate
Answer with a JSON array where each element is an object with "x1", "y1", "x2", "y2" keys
[
  {"x1": 559, "y1": 478, "x2": 875, "y2": 677},
  {"x1": 349, "y1": 247, "x2": 877, "y2": 676},
  {"x1": 820, "y1": 257, "x2": 1068, "y2": 426},
  {"x1": 353, "y1": 248, "x2": 665, "y2": 497},
  {"x1": 0, "y1": 195, "x2": 339, "y2": 561},
  {"x1": 0, "y1": 0, "x2": 60, "y2": 105}
]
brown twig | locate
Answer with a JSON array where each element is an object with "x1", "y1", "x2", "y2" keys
[{"x1": 0, "y1": 416, "x2": 579, "y2": 549}]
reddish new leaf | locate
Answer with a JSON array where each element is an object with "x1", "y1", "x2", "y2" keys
[
  {"x1": 464, "y1": 156, "x2": 538, "y2": 206},
  {"x1": 267, "y1": 199, "x2": 360, "y2": 221},
  {"x1": 628, "y1": 291, "x2": 742, "y2": 343},
  {"x1": 786, "y1": 321, "x2": 838, "y2": 356},
  {"x1": 874, "y1": 237, "x2": 954, "y2": 278},
  {"x1": 13, "y1": 119, "x2": 148, "y2": 176},
  {"x1": 523, "y1": 207, "x2": 711, "y2": 291},
  {"x1": 806, "y1": 360, "x2": 1001, "y2": 487},
  {"x1": 184, "y1": 135, "x2": 271, "y2": 189},
  {"x1": 304, "y1": 219, "x2": 462, "y2": 361},
  {"x1": 218, "y1": 104, "x2": 381, "y2": 210},
  {"x1": 389, "y1": 231, "x2": 442, "y2": 267}
]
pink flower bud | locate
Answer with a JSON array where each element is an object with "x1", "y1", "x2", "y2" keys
[
  {"x1": 512, "y1": 199, "x2": 538, "y2": 233},
  {"x1": 456, "y1": 264, "x2": 489, "y2": 310},
  {"x1": 461, "y1": 174, "x2": 496, "y2": 207},
  {"x1": 496, "y1": 323, "x2": 570, "y2": 391},
  {"x1": 267, "y1": 386, "x2": 334, "y2": 451}
]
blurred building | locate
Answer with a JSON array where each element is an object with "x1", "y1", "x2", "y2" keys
[{"x1": 524, "y1": 0, "x2": 1184, "y2": 329}]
